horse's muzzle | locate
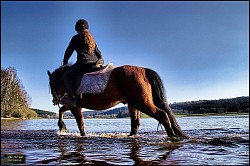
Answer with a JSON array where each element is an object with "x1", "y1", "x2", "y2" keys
[{"x1": 52, "y1": 98, "x2": 59, "y2": 105}]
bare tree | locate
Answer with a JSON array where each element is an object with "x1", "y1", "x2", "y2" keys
[{"x1": 1, "y1": 67, "x2": 36, "y2": 118}]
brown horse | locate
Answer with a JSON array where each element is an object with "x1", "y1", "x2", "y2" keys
[{"x1": 47, "y1": 65, "x2": 188, "y2": 138}]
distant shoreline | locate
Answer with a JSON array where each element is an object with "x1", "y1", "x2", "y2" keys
[
  {"x1": 1, "y1": 112, "x2": 248, "y2": 120},
  {"x1": 174, "y1": 112, "x2": 249, "y2": 118},
  {"x1": 1, "y1": 117, "x2": 24, "y2": 120}
]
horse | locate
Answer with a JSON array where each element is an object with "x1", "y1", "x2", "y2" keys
[{"x1": 47, "y1": 64, "x2": 188, "y2": 138}]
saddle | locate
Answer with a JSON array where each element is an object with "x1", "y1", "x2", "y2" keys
[{"x1": 75, "y1": 63, "x2": 115, "y2": 97}]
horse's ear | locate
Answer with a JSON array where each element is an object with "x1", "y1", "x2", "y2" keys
[{"x1": 47, "y1": 70, "x2": 52, "y2": 77}]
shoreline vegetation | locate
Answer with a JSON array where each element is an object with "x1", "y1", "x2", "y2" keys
[
  {"x1": 1, "y1": 112, "x2": 249, "y2": 121},
  {"x1": 1, "y1": 96, "x2": 249, "y2": 120},
  {"x1": 1, "y1": 67, "x2": 37, "y2": 119},
  {"x1": 174, "y1": 112, "x2": 249, "y2": 118}
]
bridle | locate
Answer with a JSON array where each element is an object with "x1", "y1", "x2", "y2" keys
[
  {"x1": 50, "y1": 87, "x2": 68, "y2": 108},
  {"x1": 48, "y1": 66, "x2": 70, "y2": 108}
]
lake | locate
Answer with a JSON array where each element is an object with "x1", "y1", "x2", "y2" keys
[{"x1": 1, "y1": 115, "x2": 249, "y2": 165}]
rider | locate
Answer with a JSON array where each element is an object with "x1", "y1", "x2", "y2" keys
[{"x1": 61, "y1": 19, "x2": 103, "y2": 107}]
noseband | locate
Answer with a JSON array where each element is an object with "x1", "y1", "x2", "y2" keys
[{"x1": 51, "y1": 89, "x2": 68, "y2": 108}]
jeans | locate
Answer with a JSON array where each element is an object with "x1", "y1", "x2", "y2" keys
[{"x1": 63, "y1": 61, "x2": 95, "y2": 96}]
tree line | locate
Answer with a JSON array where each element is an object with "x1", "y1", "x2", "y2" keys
[
  {"x1": 30, "y1": 108, "x2": 57, "y2": 119},
  {"x1": 170, "y1": 96, "x2": 249, "y2": 114},
  {"x1": 1, "y1": 67, "x2": 37, "y2": 119}
]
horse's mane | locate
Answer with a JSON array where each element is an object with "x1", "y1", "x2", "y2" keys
[
  {"x1": 50, "y1": 64, "x2": 72, "y2": 91},
  {"x1": 52, "y1": 65, "x2": 71, "y2": 75}
]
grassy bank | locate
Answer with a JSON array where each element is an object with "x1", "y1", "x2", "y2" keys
[
  {"x1": 1, "y1": 117, "x2": 23, "y2": 120},
  {"x1": 140, "y1": 112, "x2": 249, "y2": 119},
  {"x1": 1, "y1": 117, "x2": 38, "y2": 120},
  {"x1": 174, "y1": 112, "x2": 249, "y2": 118}
]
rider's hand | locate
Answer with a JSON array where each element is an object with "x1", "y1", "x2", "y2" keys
[
  {"x1": 61, "y1": 61, "x2": 67, "y2": 68},
  {"x1": 62, "y1": 61, "x2": 67, "y2": 65}
]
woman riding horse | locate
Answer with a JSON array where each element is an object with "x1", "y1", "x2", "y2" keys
[
  {"x1": 62, "y1": 19, "x2": 104, "y2": 107},
  {"x1": 48, "y1": 65, "x2": 188, "y2": 138}
]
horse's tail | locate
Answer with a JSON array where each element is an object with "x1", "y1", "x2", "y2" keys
[{"x1": 145, "y1": 68, "x2": 188, "y2": 137}]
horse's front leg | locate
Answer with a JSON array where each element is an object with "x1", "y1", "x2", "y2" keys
[
  {"x1": 58, "y1": 105, "x2": 68, "y2": 133},
  {"x1": 71, "y1": 106, "x2": 86, "y2": 136},
  {"x1": 128, "y1": 106, "x2": 141, "y2": 136}
]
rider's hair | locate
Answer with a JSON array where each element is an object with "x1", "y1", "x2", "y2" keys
[{"x1": 79, "y1": 29, "x2": 95, "y2": 54}]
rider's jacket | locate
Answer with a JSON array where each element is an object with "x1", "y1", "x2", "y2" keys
[{"x1": 63, "y1": 34, "x2": 102, "y2": 64}]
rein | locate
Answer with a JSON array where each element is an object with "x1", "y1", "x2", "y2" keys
[
  {"x1": 49, "y1": 66, "x2": 69, "y2": 109},
  {"x1": 53, "y1": 91, "x2": 68, "y2": 109}
]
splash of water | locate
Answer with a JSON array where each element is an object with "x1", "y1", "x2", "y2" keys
[
  {"x1": 56, "y1": 131, "x2": 136, "y2": 139},
  {"x1": 57, "y1": 131, "x2": 81, "y2": 138}
]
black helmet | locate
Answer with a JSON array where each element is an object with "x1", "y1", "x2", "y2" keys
[{"x1": 75, "y1": 19, "x2": 89, "y2": 31}]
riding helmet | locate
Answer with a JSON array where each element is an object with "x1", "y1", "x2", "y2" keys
[{"x1": 75, "y1": 19, "x2": 89, "y2": 31}]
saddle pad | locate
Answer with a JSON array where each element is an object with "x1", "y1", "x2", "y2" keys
[{"x1": 76, "y1": 63, "x2": 115, "y2": 95}]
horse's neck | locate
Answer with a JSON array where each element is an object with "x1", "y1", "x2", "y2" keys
[{"x1": 58, "y1": 70, "x2": 67, "y2": 96}]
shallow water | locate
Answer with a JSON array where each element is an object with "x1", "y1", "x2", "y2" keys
[{"x1": 1, "y1": 115, "x2": 249, "y2": 165}]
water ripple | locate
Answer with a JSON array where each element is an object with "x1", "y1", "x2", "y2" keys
[{"x1": 1, "y1": 116, "x2": 249, "y2": 165}]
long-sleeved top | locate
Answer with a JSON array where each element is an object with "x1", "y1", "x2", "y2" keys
[{"x1": 63, "y1": 34, "x2": 102, "y2": 64}]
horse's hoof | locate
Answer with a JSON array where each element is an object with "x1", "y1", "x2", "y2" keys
[
  {"x1": 80, "y1": 132, "x2": 86, "y2": 137},
  {"x1": 128, "y1": 132, "x2": 137, "y2": 137},
  {"x1": 61, "y1": 129, "x2": 67, "y2": 133},
  {"x1": 58, "y1": 130, "x2": 68, "y2": 136}
]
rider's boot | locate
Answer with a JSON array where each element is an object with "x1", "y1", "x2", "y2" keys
[{"x1": 62, "y1": 95, "x2": 76, "y2": 107}]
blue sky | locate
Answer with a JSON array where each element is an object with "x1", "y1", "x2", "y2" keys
[{"x1": 1, "y1": 2, "x2": 249, "y2": 113}]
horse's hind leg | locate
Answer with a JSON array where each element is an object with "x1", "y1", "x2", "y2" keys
[
  {"x1": 128, "y1": 106, "x2": 140, "y2": 136},
  {"x1": 58, "y1": 105, "x2": 68, "y2": 133},
  {"x1": 71, "y1": 107, "x2": 86, "y2": 136},
  {"x1": 137, "y1": 103, "x2": 175, "y2": 137}
]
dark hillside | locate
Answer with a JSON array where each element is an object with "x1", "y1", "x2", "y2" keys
[
  {"x1": 30, "y1": 108, "x2": 57, "y2": 118},
  {"x1": 170, "y1": 96, "x2": 249, "y2": 114}
]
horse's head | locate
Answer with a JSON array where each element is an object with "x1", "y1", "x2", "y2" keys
[{"x1": 47, "y1": 66, "x2": 69, "y2": 105}]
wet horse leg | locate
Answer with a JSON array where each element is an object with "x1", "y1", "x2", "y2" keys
[
  {"x1": 70, "y1": 107, "x2": 86, "y2": 136},
  {"x1": 138, "y1": 103, "x2": 175, "y2": 137},
  {"x1": 128, "y1": 106, "x2": 141, "y2": 136},
  {"x1": 58, "y1": 105, "x2": 68, "y2": 132}
]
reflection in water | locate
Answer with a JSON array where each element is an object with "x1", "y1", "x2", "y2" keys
[
  {"x1": 1, "y1": 119, "x2": 25, "y2": 130},
  {"x1": 128, "y1": 138, "x2": 183, "y2": 165},
  {"x1": 40, "y1": 139, "x2": 87, "y2": 165},
  {"x1": 1, "y1": 115, "x2": 249, "y2": 165},
  {"x1": 1, "y1": 130, "x2": 185, "y2": 165},
  {"x1": 1, "y1": 119, "x2": 59, "y2": 131},
  {"x1": 41, "y1": 132, "x2": 184, "y2": 165}
]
